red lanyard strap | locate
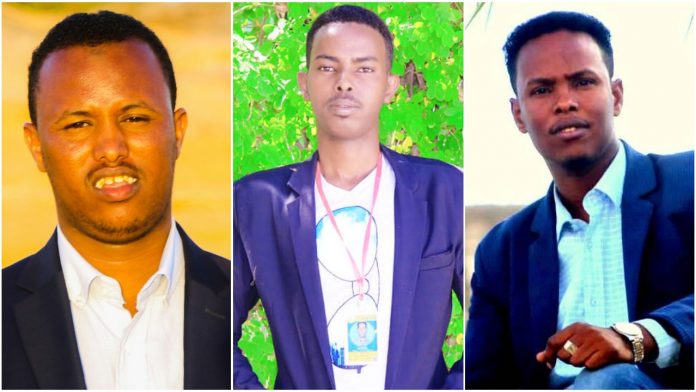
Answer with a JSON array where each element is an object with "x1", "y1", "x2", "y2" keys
[{"x1": 315, "y1": 152, "x2": 383, "y2": 298}]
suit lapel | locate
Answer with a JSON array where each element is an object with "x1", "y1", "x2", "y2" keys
[
  {"x1": 528, "y1": 188, "x2": 560, "y2": 352},
  {"x1": 13, "y1": 232, "x2": 86, "y2": 389},
  {"x1": 382, "y1": 147, "x2": 427, "y2": 388},
  {"x1": 180, "y1": 226, "x2": 231, "y2": 389},
  {"x1": 620, "y1": 143, "x2": 656, "y2": 320},
  {"x1": 287, "y1": 153, "x2": 335, "y2": 387}
]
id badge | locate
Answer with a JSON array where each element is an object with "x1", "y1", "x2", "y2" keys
[{"x1": 345, "y1": 312, "x2": 377, "y2": 365}]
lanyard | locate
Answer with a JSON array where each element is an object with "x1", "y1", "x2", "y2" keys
[{"x1": 315, "y1": 152, "x2": 383, "y2": 300}]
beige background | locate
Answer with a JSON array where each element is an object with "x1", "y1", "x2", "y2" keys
[{"x1": 2, "y1": 3, "x2": 231, "y2": 266}]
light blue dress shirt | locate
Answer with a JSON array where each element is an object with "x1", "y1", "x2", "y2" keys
[{"x1": 552, "y1": 144, "x2": 680, "y2": 379}]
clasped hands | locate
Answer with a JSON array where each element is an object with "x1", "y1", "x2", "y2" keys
[{"x1": 536, "y1": 322, "x2": 654, "y2": 369}]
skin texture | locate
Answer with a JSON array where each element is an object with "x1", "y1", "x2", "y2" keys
[
  {"x1": 24, "y1": 39, "x2": 187, "y2": 315},
  {"x1": 510, "y1": 30, "x2": 622, "y2": 221},
  {"x1": 536, "y1": 322, "x2": 657, "y2": 369},
  {"x1": 297, "y1": 22, "x2": 399, "y2": 190},
  {"x1": 508, "y1": 30, "x2": 657, "y2": 370}
]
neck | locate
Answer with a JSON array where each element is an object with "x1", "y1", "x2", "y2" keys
[
  {"x1": 317, "y1": 134, "x2": 381, "y2": 190},
  {"x1": 59, "y1": 214, "x2": 172, "y2": 316},
  {"x1": 550, "y1": 142, "x2": 619, "y2": 221}
]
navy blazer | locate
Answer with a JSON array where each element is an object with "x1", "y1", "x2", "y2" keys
[
  {"x1": 234, "y1": 146, "x2": 463, "y2": 389},
  {"x1": 2, "y1": 224, "x2": 231, "y2": 389},
  {"x1": 465, "y1": 143, "x2": 694, "y2": 389}
]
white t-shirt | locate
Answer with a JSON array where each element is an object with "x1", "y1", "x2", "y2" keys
[{"x1": 314, "y1": 156, "x2": 396, "y2": 390}]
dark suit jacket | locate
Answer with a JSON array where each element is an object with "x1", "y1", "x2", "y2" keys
[
  {"x1": 465, "y1": 143, "x2": 694, "y2": 389},
  {"x1": 234, "y1": 146, "x2": 463, "y2": 389},
  {"x1": 2, "y1": 224, "x2": 231, "y2": 389}
]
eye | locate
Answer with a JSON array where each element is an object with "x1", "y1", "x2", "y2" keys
[
  {"x1": 63, "y1": 121, "x2": 90, "y2": 130},
  {"x1": 575, "y1": 78, "x2": 596, "y2": 87},
  {"x1": 122, "y1": 115, "x2": 150, "y2": 123},
  {"x1": 530, "y1": 86, "x2": 551, "y2": 96},
  {"x1": 317, "y1": 65, "x2": 335, "y2": 72},
  {"x1": 358, "y1": 66, "x2": 374, "y2": 73}
]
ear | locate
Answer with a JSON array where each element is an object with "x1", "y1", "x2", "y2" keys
[
  {"x1": 297, "y1": 72, "x2": 310, "y2": 101},
  {"x1": 382, "y1": 74, "x2": 401, "y2": 104},
  {"x1": 173, "y1": 108, "x2": 188, "y2": 158},
  {"x1": 510, "y1": 97, "x2": 527, "y2": 134},
  {"x1": 24, "y1": 122, "x2": 46, "y2": 172},
  {"x1": 611, "y1": 78, "x2": 624, "y2": 116}
]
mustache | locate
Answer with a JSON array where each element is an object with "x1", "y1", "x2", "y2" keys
[
  {"x1": 87, "y1": 161, "x2": 140, "y2": 180},
  {"x1": 327, "y1": 93, "x2": 361, "y2": 106}
]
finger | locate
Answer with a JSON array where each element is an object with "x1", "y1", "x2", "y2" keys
[
  {"x1": 536, "y1": 351, "x2": 555, "y2": 369},
  {"x1": 544, "y1": 325, "x2": 587, "y2": 364},
  {"x1": 555, "y1": 344, "x2": 572, "y2": 364},
  {"x1": 569, "y1": 343, "x2": 596, "y2": 367},
  {"x1": 584, "y1": 350, "x2": 610, "y2": 370}
]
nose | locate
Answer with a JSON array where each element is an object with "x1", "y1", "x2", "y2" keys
[
  {"x1": 93, "y1": 120, "x2": 129, "y2": 164},
  {"x1": 553, "y1": 85, "x2": 578, "y2": 114},
  {"x1": 335, "y1": 70, "x2": 353, "y2": 92}
]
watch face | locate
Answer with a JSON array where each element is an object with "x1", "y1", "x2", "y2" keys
[{"x1": 614, "y1": 322, "x2": 641, "y2": 337}]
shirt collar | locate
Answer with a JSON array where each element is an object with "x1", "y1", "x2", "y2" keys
[
  {"x1": 554, "y1": 142, "x2": 627, "y2": 240},
  {"x1": 58, "y1": 220, "x2": 184, "y2": 306}
]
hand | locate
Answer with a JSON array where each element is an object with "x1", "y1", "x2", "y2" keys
[{"x1": 535, "y1": 322, "x2": 633, "y2": 370}]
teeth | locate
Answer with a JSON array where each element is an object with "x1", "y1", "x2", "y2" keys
[
  {"x1": 561, "y1": 126, "x2": 576, "y2": 133},
  {"x1": 94, "y1": 175, "x2": 137, "y2": 189}
]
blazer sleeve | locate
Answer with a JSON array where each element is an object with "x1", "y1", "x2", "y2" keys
[
  {"x1": 233, "y1": 209, "x2": 265, "y2": 390},
  {"x1": 442, "y1": 237, "x2": 464, "y2": 389},
  {"x1": 647, "y1": 294, "x2": 694, "y2": 367},
  {"x1": 465, "y1": 232, "x2": 516, "y2": 389}
]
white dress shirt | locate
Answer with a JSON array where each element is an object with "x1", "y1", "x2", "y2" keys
[{"x1": 57, "y1": 221, "x2": 185, "y2": 389}]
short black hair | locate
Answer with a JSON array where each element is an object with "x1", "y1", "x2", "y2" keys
[
  {"x1": 305, "y1": 5, "x2": 394, "y2": 68},
  {"x1": 28, "y1": 10, "x2": 176, "y2": 125},
  {"x1": 503, "y1": 11, "x2": 613, "y2": 94}
]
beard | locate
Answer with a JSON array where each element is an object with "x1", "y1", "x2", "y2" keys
[
  {"x1": 54, "y1": 189, "x2": 173, "y2": 245},
  {"x1": 561, "y1": 155, "x2": 596, "y2": 176}
]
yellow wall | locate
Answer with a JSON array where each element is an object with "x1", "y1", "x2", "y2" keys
[{"x1": 2, "y1": 3, "x2": 231, "y2": 266}]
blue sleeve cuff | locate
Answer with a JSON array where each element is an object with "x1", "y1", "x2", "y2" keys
[{"x1": 635, "y1": 318, "x2": 680, "y2": 368}]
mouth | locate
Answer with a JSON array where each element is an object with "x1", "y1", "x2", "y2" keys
[
  {"x1": 329, "y1": 103, "x2": 359, "y2": 117},
  {"x1": 328, "y1": 97, "x2": 360, "y2": 117},
  {"x1": 94, "y1": 175, "x2": 138, "y2": 190},
  {"x1": 91, "y1": 171, "x2": 140, "y2": 202},
  {"x1": 550, "y1": 119, "x2": 590, "y2": 139}
]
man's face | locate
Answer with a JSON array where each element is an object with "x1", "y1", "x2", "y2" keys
[
  {"x1": 298, "y1": 22, "x2": 399, "y2": 141},
  {"x1": 358, "y1": 322, "x2": 367, "y2": 337},
  {"x1": 510, "y1": 30, "x2": 623, "y2": 174},
  {"x1": 25, "y1": 39, "x2": 187, "y2": 244}
]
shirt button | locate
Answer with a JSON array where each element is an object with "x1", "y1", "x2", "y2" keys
[{"x1": 591, "y1": 299, "x2": 598, "y2": 306}]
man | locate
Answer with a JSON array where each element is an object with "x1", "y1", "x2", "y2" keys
[
  {"x1": 234, "y1": 5, "x2": 463, "y2": 389},
  {"x1": 465, "y1": 11, "x2": 693, "y2": 389},
  {"x1": 2, "y1": 11, "x2": 230, "y2": 389}
]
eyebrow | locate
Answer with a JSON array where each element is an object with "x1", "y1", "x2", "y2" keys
[
  {"x1": 313, "y1": 54, "x2": 379, "y2": 63},
  {"x1": 525, "y1": 69, "x2": 599, "y2": 87},
  {"x1": 55, "y1": 110, "x2": 93, "y2": 123},
  {"x1": 53, "y1": 102, "x2": 157, "y2": 123},
  {"x1": 119, "y1": 102, "x2": 157, "y2": 113},
  {"x1": 566, "y1": 69, "x2": 598, "y2": 80}
]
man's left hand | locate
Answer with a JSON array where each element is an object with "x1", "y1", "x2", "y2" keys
[{"x1": 535, "y1": 322, "x2": 652, "y2": 369}]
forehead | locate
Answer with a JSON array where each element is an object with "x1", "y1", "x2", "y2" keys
[
  {"x1": 37, "y1": 39, "x2": 167, "y2": 97},
  {"x1": 515, "y1": 30, "x2": 606, "y2": 80},
  {"x1": 311, "y1": 22, "x2": 387, "y2": 59}
]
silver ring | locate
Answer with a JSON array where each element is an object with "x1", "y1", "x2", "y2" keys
[{"x1": 563, "y1": 340, "x2": 578, "y2": 355}]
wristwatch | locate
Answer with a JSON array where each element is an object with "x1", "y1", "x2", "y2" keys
[{"x1": 611, "y1": 322, "x2": 645, "y2": 363}]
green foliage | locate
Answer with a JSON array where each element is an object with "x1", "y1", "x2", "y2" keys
[{"x1": 234, "y1": 2, "x2": 463, "y2": 388}]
